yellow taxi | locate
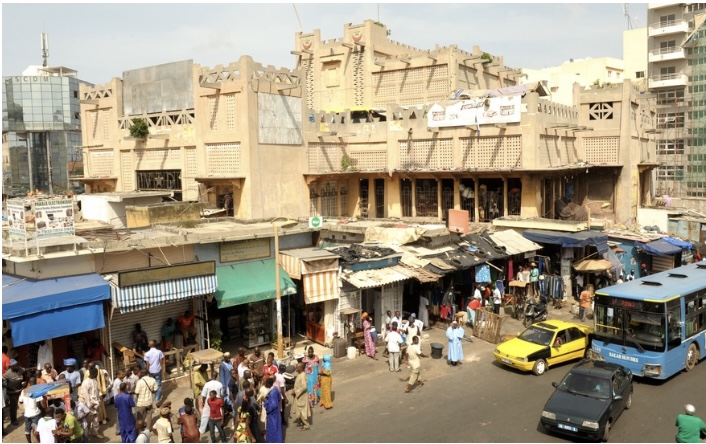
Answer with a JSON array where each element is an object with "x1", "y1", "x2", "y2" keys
[{"x1": 494, "y1": 319, "x2": 593, "y2": 376}]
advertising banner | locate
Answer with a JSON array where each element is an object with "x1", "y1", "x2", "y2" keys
[
  {"x1": 427, "y1": 95, "x2": 522, "y2": 128},
  {"x1": 34, "y1": 199, "x2": 75, "y2": 238},
  {"x1": 7, "y1": 200, "x2": 27, "y2": 239}
]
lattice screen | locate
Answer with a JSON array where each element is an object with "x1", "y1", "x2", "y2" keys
[
  {"x1": 461, "y1": 136, "x2": 521, "y2": 169},
  {"x1": 349, "y1": 145, "x2": 387, "y2": 171},
  {"x1": 353, "y1": 52, "x2": 364, "y2": 108},
  {"x1": 134, "y1": 149, "x2": 181, "y2": 170},
  {"x1": 206, "y1": 142, "x2": 242, "y2": 176},
  {"x1": 373, "y1": 65, "x2": 450, "y2": 107},
  {"x1": 90, "y1": 150, "x2": 114, "y2": 177},
  {"x1": 101, "y1": 109, "x2": 111, "y2": 141},
  {"x1": 208, "y1": 96, "x2": 219, "y2": 131},
  {"x1": 183, "y1": 146, "x2": 198, "y2": 201},
  {"x1": 399, "y1": 138, "x2": 453, "y2": 170},
  {"x1": 225, "y1": 94, "x2": 236, "y2": 132},
  {"x1": 584, "y1": 137, "x2": 619, "y2": 164},
  {"x1": 320, "y1": 181, "x2": 339, "y2": 217},
  {"x1": 303, "y1": 60, "x2": 314, "y2": 110},
  {"x1": 120, "y1": 150, "x2": 134, "y2": 190},
  {"x1": 87, "y1": 110, "x2": 98, "y2": 142},
  {"x1": 308, "y1": 142, "x2": 345, "y2": 172}
]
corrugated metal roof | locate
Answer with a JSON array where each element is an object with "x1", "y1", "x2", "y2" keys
[
  {"x1": 280, "y1": 247, "x2": 339, "y2": 260},
  {"x1": 340, "y1": 266, "x2": 410, "y2": 289},
  {"x1": 489, "y1": 230, "x2": 541, "y2": 256},
  {"x1": 393, "y1": 263, "x2": 443, "y2": 283}
]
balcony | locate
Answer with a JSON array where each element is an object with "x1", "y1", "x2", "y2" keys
[
  {"x1": 648, "y1": 19, "x2": 689, "y2": 36},
  {"x1": 648, "y1": 2, "x2": 684, "y2": 10},
  {"x1": 649, "y1": 73, "x2": 688, "y2": 88},
  {"x1": 648, "y1": 46, "x2": 686, "y2": 62}
]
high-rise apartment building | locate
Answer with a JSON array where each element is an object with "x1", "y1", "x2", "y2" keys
[
  {"x1": 648, "y1": 2, "x2": 706, "y2": 211},
  {"x1": 2, "y1": 65, "x2": 91, "y2": 196}
]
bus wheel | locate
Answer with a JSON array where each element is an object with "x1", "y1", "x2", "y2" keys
[{"x1": 685, "y1": 343, "x2": 700, "y2": 372}]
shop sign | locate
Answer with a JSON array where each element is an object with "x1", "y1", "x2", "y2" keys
[
  {"x1": 34, "y1": 199, "x2": 75, "y2": 238},
  {"x1": 118, "y1": 260, "x2": 216, "y2": 287},
  {"x1": 7, "y1": 199, "x2": 28, "y2": 239},
  {"x1": 220, "y1": 237, "x2": 271, "y2": 263},
  {"x1": 309, "y1": 216, "x2": 323, "y2": 229},
  {"x1": 427, "y1": 95, "x2": 521, "y2": 128},
  {"x1": 447, "y1": 209, "x2": 469, "y2": 234}
]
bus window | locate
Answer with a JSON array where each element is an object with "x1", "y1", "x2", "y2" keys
[{"x1": 667, "y1": 300, "x2": 682, "y2": 350}]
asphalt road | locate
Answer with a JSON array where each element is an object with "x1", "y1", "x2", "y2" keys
[
  {"x1": 3, "y1": 307, "x2": 705, "y2": 443},
  {"x1": 282, "y1": 321, "x2": 706, "y2": 443}
]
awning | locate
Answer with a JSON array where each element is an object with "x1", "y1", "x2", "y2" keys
[
  {"x1": 488, "y1": 230, "x2": 542, "y2": 256},
  {"x1": 522, "y1": 229, "x2": 609, "y2": 254},
  {"x1": 2, "y1": 273, "x2": 110, "y2": 347},
  {"x1": 662, "y1": 237, "x2": 694, "y2": 250},
  {"x1": 394, "y1": 263, "x2": 443, "y2": 283},
  {"x1": 109, "y1": 274, "x2": 218, "y2": 314},
  {"x1": 634, "y1": 239, "x2": 682, "y2": 255},
  {"x1": 215, "y1": 259, "x2": 297, "y2": 308},
  {"x1": 341, "y1": 266, "x2": 410, "y2": 289},
  {"x1": 279, "y1": 248, "x2": 340, "y2": 304},
  {"x1": 460, "y1": 233, "x2": 509, "y2": 261}
]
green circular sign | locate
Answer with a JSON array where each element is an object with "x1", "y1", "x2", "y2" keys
[{"x1": 309, "y1": 216, "x2": 322, "y2": 228}]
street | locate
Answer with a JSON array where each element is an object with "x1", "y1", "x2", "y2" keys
[
  {"x1": 282, "y1": 320, "x2": 706, "y2": 443},
  {"x1": 3, "y1": 307, "x2": 705, "y2": 443}
]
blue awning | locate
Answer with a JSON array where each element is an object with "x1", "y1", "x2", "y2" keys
[
  {"x1": 634, "y1": 239, "x2": 682, "y2": 255},
  {"x1": 2, "y1": 273, "x2": 110, "y2": 347},
  {"x1": 109, "y1": 274, "x2": 218, "y2": 314},
  {"x1": 522, "y1": 229, "x2": 609, "y2": 254},
  {"x1": 662, "y1": 237, "x2": 694, "y2": 250}
]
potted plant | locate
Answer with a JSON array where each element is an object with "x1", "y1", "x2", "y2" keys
[{"x1": 129, "y1": 117, "x2": 149, "y2": 139}]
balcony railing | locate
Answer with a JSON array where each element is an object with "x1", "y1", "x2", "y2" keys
[
  {"x1": 649, "y1": 73, "x2": 688, "y2": 88},
  {"x1": 648, "y1": 19, "x2": 689, "y2": 36},
  {"x1": 648, "y1": 46, "x2": 686, "y2": 62}
]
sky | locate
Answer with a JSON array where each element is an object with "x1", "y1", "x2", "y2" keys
[{"x1": 1, "y1": 2, "x2": 648, "y2": 85}]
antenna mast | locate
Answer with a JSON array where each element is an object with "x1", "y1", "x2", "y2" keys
[
  {"x1": 623, "y1": 4, "x2": 636, "y2": 30},
  {"x1": 41, "y1": 32, "x2": 49, "y2": 67}
]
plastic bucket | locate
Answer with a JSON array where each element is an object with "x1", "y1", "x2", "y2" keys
[
  {"x1": 430, "y1": 343, "x2": 444, "y2": 359},
  {"x1": 347, "y1": 346, "x2": 357, "y2": 360}
]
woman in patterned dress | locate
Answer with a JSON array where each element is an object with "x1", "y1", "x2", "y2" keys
[{"x1": 302, "y1": 346, "x2": 320, "y2": 406}]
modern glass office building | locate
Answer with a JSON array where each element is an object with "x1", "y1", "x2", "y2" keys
[{"x1": 2, "y1": 66, "x2": 92, "y2": 196}]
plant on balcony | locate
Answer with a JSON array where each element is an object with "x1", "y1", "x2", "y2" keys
[
  {"x1": 129, "y1": 118, "x2": 149, "y2": 139},
  {"x1": 481, "y1": 52, "x2": 493, "y2": 63},
  {"x1": 341, "y1": 153, "x2": 356, "y2": 171}
]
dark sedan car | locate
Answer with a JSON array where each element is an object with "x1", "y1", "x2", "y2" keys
[{"x1": 540, "y1": 359, "x2": 633, "y2": 442}]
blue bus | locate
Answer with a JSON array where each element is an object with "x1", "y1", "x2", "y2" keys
[{"x1": 590, "y1": 262, "x2": 706, "y2": 379}]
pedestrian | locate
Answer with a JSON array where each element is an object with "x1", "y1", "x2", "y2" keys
[
  {"x1": 54, "y1": 407, "x2": 85, "y2": 443},
  {"x1": 243, "y1": 387, "x2": 262, "y2": 443},
  {"x1": 20, "y1": 376, "x2": 42, "y2": 443},
  {"x1": 382, "y1": 310, "x2": 392, "y2": 341},
  {"x1": 390, "y1": 311, "x2": 401, "y2": 330},
  {"x1": 152, "y1": 407, "x2": 174, "y2": 443},
  {"x1": 160, "y1": 318, "x2": 177, "y2": 350},
  {"x1": 319, "y1": 354, "x2": 333, "y2": 410},
  {"x1": 302, "y1": 346, "x2": 320, "y2": 406},
  {"x1": 177, "y1": 310, "x2": 199, "y2": 344},
  {"x1": 134, "y1": 369, "x2": 157, "y2": 428},
  {"x1": 406, "y1": 316, "x2": 419, "y2": 346},
  {"x1": 177, "y1": 400, "x2": 200, "y2": 443},
  {"x1": 144, "y1": 340, "x2": 165, "y2": 405},
  {"x1": 273, "y1": 365, "x2": 288, "y2": 427},
  {"x1": 228, "y1": 368, "x2": 239, "y2": 412},
  {"x1": 291, "y1": 362, "x2": 311, "y2": 431},
  {"x1": 206, "y1": 390, "x2": 226, "y2": 443},
  {"x1": 404, "y1": 335, "x2": 428, "y2": 393},
  {"x1": 79, "y1": 367, "x2": 102, "y2": 439},
  {"x1": 446, "y1": 321, "x2": 464, "y2": 366},
  {"x1": 111, "y1": 369, "x2": 126, "y2": 435},
  {"x1": 263, "y1": 377, "x2": 283, "y2": 443},
  {"x1": 492, "y1": 284, "x2": 502, "y2": 315},
  {"x1": 239, "y1": 370, "x2": 254, "y2": 393},
  {"x1": 640, "y1": 262, "x2": 648, "y2": 278},
  {"x1": 126, "y1": 365, "x2": 141, "y2": 403},
  {"x1": 530, "y1": 262, "x2": 540, "y2": 296},
  {"x1": 579, "y1": 287, "x2": 593, "y2": 322},
  {"x1": 5, "y1": 358, "x2": 25, "y2": 426},
  {"x1": 115, "y1": 382, "x2": 137, "y2": 443},
  {"x1": 467, "y1": 293, "x2": 482, "y2": 327},
  {"x1": 132, "y1": 332, "x2": 149, "y2": 371},
  {"x1": 193, "y1": 364, "x2": 208, "y2": 401},
  {"x1": 419, "y1": 293, "x2": 430, "y2": 330},
  {"x1": 135, "y1": 419, "x2": 150, "y2": 443},
  {"x1": 247, "y1": 347, "x2": 265, "y2": 388},
  {"x1": 72, "y1": 399, "x2": 90, "y2": 439},
  {"x1": 33, "y1": 407, "x2": 56, "y2": 444},
  {"x1": 2, "y1": 345, "x2": 11, "y2": 375},
  {"x1": 361, "y1": 312, "x2": 377, "y2": 359},
  {"x1": 262, "y1": 352, "x2": 278, "y2": 382},
  {"x1": 386, "y1": 321, "x2": 403, "y2": 372},
  {"x1": 235, "y1": 394, "x2": 256, "y2": 443},
  {"x1": 675, "y1": 404, "x2": 706, "y2": 443}
]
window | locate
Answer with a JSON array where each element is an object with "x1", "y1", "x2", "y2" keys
[
  {"x1": 657, "y1": 139, "x2": 685, "y2": 155},
  {"x1": 656, "y1": 112, "x2": 685, "y2": 128},
  {"x1": 656, "y1": 166, "x2": 685, "y2": 181},
  {"x1": 588, "y1": 102, "x2": 614, "y2": 120},
  {"x1": 659, "y1": 14, "x2": 676, "y2": 26}
]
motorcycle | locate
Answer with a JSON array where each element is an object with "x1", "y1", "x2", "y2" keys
[{"x1": 523, "y1": 295, "x2": 548, "y2": 327}]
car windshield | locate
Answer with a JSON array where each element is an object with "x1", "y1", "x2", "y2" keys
[
  {"x1": 518, "y1": 325, "x2": 554, "y2": 346},
  {"x1": 558, "y1": 371, "x2": 611, "y2": 400}
]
